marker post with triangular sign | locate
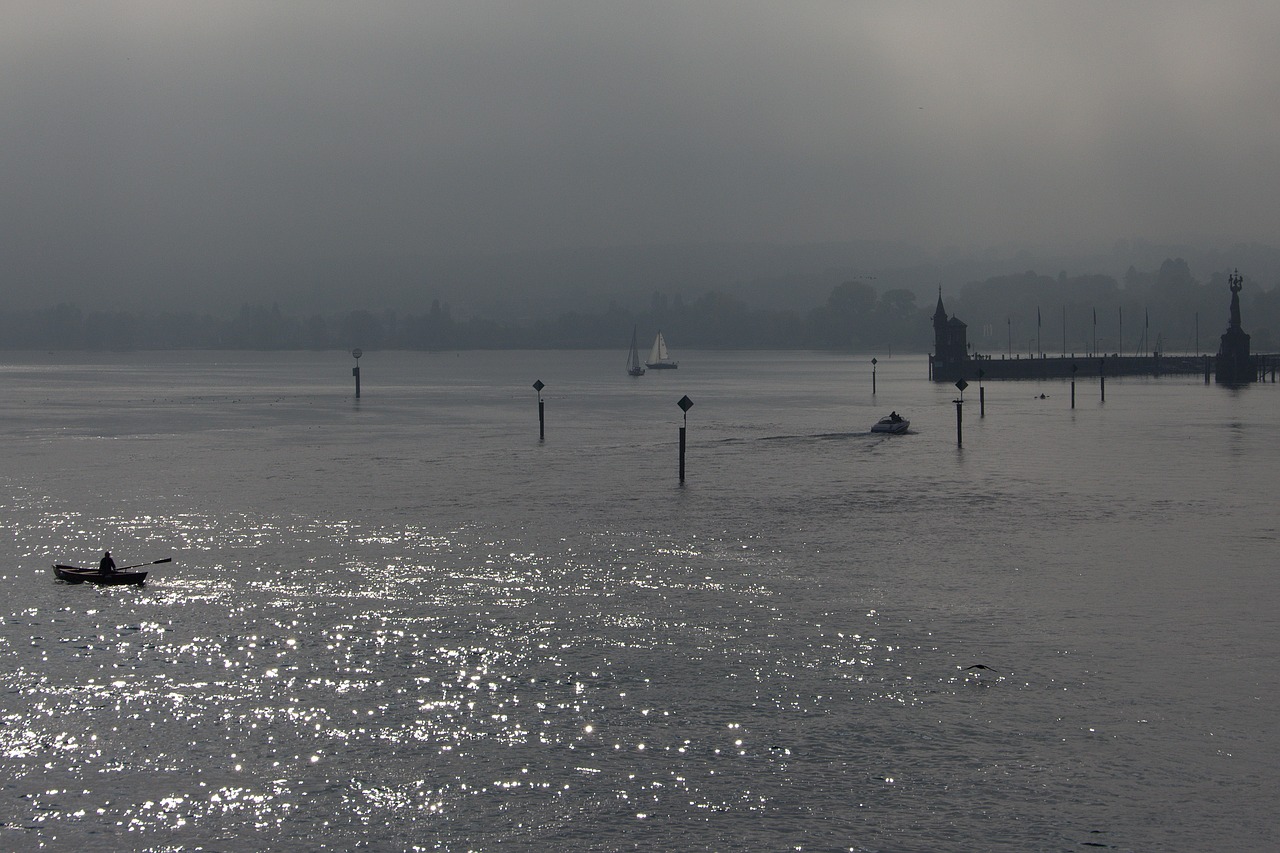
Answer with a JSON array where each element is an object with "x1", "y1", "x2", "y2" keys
[
  {"x1": 954, "y1": 379, "x2": 967, "y2": 447},
  {"x1": 677, "y1": 395, "x2": 693, "y2": 483}
]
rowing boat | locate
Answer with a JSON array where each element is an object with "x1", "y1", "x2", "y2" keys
[{"x1": 53, "y1": 564, "x2": 148, "y2": 585}]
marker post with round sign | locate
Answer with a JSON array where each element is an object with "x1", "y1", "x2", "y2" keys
[
  {"x1": 351, "y1": 348, "x2": 362, "y2": 398},
  {"x1": 871, "y1": 358, "x2": 877, "y2": 395},
  {"x1": 954, "y1": 378, "x2": 967, "y2": 447},
  {"x1": 533, "y1": 380, "x2": 545, "y2": 441},
  {"x1": 677, "y1": 395, "x2": 693, "y2": 483}
]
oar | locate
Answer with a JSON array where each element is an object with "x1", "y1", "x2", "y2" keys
[{"x1": 116, "y1": 557, "x2": 173, "y2": 571}]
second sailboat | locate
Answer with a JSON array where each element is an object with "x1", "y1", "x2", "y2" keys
[{"x1": 645, "y1": 331, "x2": 678, "y2": 369}]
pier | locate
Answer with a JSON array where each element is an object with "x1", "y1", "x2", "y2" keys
[
  {"x1": 929, "y1": 274, "x2": 1278, "y2": 384},
  {"x1": 930, "y1": 352, "x2": 1217, "y2": 382}
]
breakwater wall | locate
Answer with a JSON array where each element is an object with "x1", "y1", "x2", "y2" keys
[{"x1": 929, "y1": 353, "x2": 1279, "y2": 382}]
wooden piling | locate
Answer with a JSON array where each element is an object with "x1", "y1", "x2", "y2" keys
[
  {"x1": 532, "y1": 380, "x2": 546, "y2": 441},
  {"x1": 677, "y1": 395, "x2": 694, "y2": 483},
  {"x1": 679, "y1": 426, "x2": 686, "y2": 482},
  {"x1": 351, "y1": 348, "x2": 363, "y2": 398}
]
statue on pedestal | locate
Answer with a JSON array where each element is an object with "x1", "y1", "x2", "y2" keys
[{"x1": 1215, "y1": 269, "x2": 1253, "y2": 385}]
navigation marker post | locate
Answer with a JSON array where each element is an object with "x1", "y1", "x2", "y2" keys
[
  {"x1": 953, "y1": 379, "x2": 967, "y2": 448},
  {"x1": 351, "y1": 348, "x2": 362, "y2": 398},
  {"x1": 871, "y1": 358, "x2": 877, "y2": 396},
  {"x1": 677, "y1": 395, "x2": 693, "y2": 483},
  {"x1": 978, "y1": 368, "x2": 985, "y2": 418},
  {"x1": 1071, "y1": 362, "x2": 1078, "y2": 409},
  {"x1": 533, "y1": 380, "x2": 545, "y2": 441}
]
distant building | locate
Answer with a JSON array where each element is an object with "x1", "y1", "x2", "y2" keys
[
  {"x1": 1215, "y1": 269, "x2": 1253, "y2": 385},
  {"x1": 930, "y1": 289, "x2": 969, "y2": 381}
]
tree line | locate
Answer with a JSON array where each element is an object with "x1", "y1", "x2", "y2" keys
[
  {"x1": 3, "y1": 258, "x2": 1276, "y2": 352},
  {"x1": 0, "y1": 285, "x2": 932, "y2": 352},
  {"x1": 950, "y1": 259, "x2": 1280, "y2": 355}
]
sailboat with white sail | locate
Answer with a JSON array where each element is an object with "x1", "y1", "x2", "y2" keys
[
  {"x1": 645, "y1": 331, "x2": 678, "y2": 369},
  {"x1": 627, "y1": 326, "x2": 646, "y2": 376}
]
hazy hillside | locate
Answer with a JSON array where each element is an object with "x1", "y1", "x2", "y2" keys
[{"x1": 239, "y1": 239, "x2": 1280, "y2": 322}]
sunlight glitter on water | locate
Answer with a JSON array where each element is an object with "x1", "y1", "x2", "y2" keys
[
  {"x1": 21, "y1": 514, "x2": 866, "y2": 842},
  {"x1": 5, "y1": 352, "x2": 1280, "y2": 849}
]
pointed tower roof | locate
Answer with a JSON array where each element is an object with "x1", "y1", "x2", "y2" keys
[{"x1": 933, "y1": 286, "x2": 948, "y2": 322}]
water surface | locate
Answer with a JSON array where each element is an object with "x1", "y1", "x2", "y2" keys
[{"x1": 1, "y1": 350, "x2": 1276, "y2": 851}]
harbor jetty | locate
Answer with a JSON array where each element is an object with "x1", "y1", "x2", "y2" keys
[
  {"x1": 929, "y1": 275, "x2": 1276, "y2": 384},
  {"x1": 930, "y1": 352, "x2": 1219, "y2": 383}
]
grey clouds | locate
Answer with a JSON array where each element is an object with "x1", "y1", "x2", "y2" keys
[{"x1": 3, "y1": 2, "x2": 1278, "y2": 313}]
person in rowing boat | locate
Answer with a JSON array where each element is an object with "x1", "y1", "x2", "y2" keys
[{"x1": 98, "y1": 551, "x2": 116, "y2": 576}]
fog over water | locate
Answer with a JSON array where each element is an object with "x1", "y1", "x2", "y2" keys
[
  {"x1": 4, "y1": 3, "x2": 1280, "y2": 314},
  {"x1": 5, "y1": 6, "x2": 1280, "y2": 848}
]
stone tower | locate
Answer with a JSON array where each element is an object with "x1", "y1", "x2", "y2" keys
[{"x1": 931, "y1": 289, "x2": 968, "y2": 380}]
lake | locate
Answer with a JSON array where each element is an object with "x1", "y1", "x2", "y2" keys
[{"x1": 1, "y1": 349, "x2": 1276, "y2": 851}]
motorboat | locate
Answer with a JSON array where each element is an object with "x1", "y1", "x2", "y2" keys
[{"x1": 871, "y1": 412, "x2": 909, "y2": 434}]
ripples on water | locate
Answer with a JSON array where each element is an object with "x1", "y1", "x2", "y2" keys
[
  {"x1": 2, "y1": 352, "x2": 1277, "y2": 851},
  {"x1": 4, "y1": 512, "x2": 1065, "y2": 852}
]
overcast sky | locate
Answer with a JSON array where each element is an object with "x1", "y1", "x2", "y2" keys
[{"x1": 3, "y1": 2, "x2": 1279, "y2": 309}]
